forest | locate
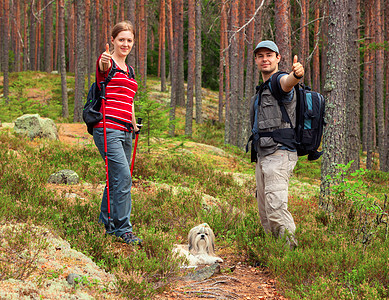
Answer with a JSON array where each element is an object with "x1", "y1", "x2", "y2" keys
[
  {"x1": 1, "y1": 0, "x2": 389, "y2": 299},
  {"x1": 1, "y1": 0, "x2": 389, "y2": 178}
]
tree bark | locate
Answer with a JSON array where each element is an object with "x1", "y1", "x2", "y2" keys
[
  {"x1": 174, "y1": 0, "x2": 185, "y2": 107},
  {"x1": 345, "y1": 0, "x2": 361, "y2": 171},
  {"x1": 242, "y1": 0, "x2": 255, "y2": 148},
  {"x1": 312, "y1": 2, "x2": 320, "y2": 92},
  {"x1": 167, "y1": 0, "x2": 176, "y2": 135},
  {"x1": 44, "y1": 0, "x2": 53, "y2": 72},
  {"x1": 274, "y1": 0, "x2": 291, "y2": 71},
  {"x1": 375, "y1": 0, "x2": 385, "y2": 171},
  {"x1": 365, "y1": 0, "x2": 375, "y2": 169},
  {"x1": 320, "y1": 0, "x2": 349, "y2": 197},
  {"x1": 219, "y1": 0, "x2": 228, "y2": 122},
  {"x1": 138, "y1": 0, "x2": 147, "y2": 83},
  {"x1": 227, "y1": 0, "x2": 239, "y2": 146},
  {"x1": 3, "y1": 0, "x2": 10, "y2": 102},
  {"x1": 384, "y1": 0, "x2": 389, "y2": 172},
  {"x1": 185, "y1": 0, "x2": 195, "y2": 136},
  {"x1": 73, "y1": 0, "x2": 86, "y2": 122},
  {"x1": 59, "y1": 0, "x2": 68, "y2": 118},
  {"x1": 195, "y1": 0, "x2": 202, "y2": 123},
  {"x1": 223, "y1": 0, "x2": 230, "y2": 143},
  {"x1": 158, "y1": 0, "x2": 166, "y2": 91},
  {"x1": 68, "y1": 1, "x2": 75, "y2": 73}
]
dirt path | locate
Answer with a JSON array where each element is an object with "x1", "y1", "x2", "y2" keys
[{"x1": 45, "y1": 124, "x2": 287, "y2": 299}]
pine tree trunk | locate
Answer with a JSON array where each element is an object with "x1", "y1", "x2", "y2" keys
[
  {"x1": 224, "y1": 1, "x2": 231, "y2": 144},
  {"x1": 175, "y1": 0, "x2": 185, "y2": 107},
  {"x1": 375, "y1": 0, "x2": 385, "y2": 171},
  {"x1": 138, "y1": 0, "x2": 147, "y2": 83},
  {"x1": 126, "y1": 0, "x2": 136, "y2": 68},
  {"x1": 274, "y1": 0, "x2": 292, "y2": 71},
  {"x1": 23, "y1": 0, "x2": 28, "y2": 70},
  {"x1": 365, "y1": 0, "x2": 375, "y2": 169},
  {"x1": 185, "y1": 0, "x2": 195, "y2": 136},
  {"x1": 167, "y1": 0, "x2": 176, "y2": 135},
  {"x1": 320, "y1": 1, "x2": 328, "y2": 92},
  {"x1": 237, "y1": 0, "x2": 246, "y2": 148},
  {"x1": 298, "y1": 0, "x2": 308, "y2": 84},
  {"x1": 68, "y1": 1, "x2": 75, "y2": 73},
  {"x1": 219, "y1": 1, "x2": 227, "y2": 123},
  {"x1": 242, "y1": 0, "x2": 255, "y2": 148},
  {"x1": 59, "y1": 0, "x2": 68, "y2": 118},
  {"x1": 320, "y1": 0, "x2": 349, "y2": 198},
  {"x1": 54, "y1": 0, "x2": 59, "y2": 71},
  {"x1": 29, "y1": 1, "x2": 36, "y2": 70},
  {"x1": 345, "y1": 0, "x2": 361, "y2": 171},
  {"x1": 15, "y1": 0, "x2": 21, "y2": 72},
  {"x1": 43, "y1": 0, "x2": 53, "y2": 72},
  {"x1": 159, "y1": 0, "x2": 166, "y2": 91},
  {"x1": 228, "y1": 0, "x2": 239, "y2": 146},
  {"x1": 312, "y1": 2, "x2": 320, "y2": 92},
  {"x1": 73, "y1": 0, "x2": 86, "y2": 122},
  {"x1": 3, "y1": 0, "x2": 10, "y2": 102},
  {"x1": 384, "y1": 0, "x2": 389, "y2": 172},
  {"x1": 195, "y1": 0, "x2": 202, "y2": 124},
  {"x1": 36, "y1": 0, "x2": 41, "y2": 71}
]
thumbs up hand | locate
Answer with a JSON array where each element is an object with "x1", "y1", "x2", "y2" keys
[
  {"x1": 292, "y1": 55, "x2": 304, "y2": 80},
  {"x1": 99, "y1": 43, "x2": 112, "y2": 72}
]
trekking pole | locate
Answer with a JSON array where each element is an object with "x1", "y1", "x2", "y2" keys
[
  {"x1": 130, "y1": 117, "x2": 142, "y2": 176},
  {"x1": 101, "y1": 82, "x2": 113, "y2": 232}
]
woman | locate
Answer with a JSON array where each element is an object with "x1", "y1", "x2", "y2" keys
[{"x1": 93, "y1": 21, "x2": 141, "y2": 245}]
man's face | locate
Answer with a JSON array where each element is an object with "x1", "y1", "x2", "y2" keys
[{"x1": 254, "y1": 48, "x2": 281, "y2": 75}]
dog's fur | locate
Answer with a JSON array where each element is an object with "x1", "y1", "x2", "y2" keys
[{"x1": 173, "y1": 223, "x2": 223, "y2": 266}]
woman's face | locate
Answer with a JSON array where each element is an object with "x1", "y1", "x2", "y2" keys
[{"x1": 111, "y1": 30, "x2": 134, "y2": 57}]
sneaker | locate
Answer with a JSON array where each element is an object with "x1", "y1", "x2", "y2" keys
[{"x1": 120, "y1": 232, "x2": 143, "y2": 245}]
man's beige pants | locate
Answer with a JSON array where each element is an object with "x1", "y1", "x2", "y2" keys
[{"x1": 255, "y1": 149, "x2": 298, "y2": 237}]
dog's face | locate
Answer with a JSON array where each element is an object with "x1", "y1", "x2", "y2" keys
[{"x1": 188, "y1": 223, "x2": 216, "y2": 256}]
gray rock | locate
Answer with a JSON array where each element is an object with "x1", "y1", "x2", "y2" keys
[
  {"x1": 48, "y1": 169, "x2": 79, "y2": 185},
  {"x1": 14, "y1": 114, "x2": 58, "y2": 140},
  {"x1": 66, "y1": 273, "x2": 82, "y2": 285},
  {"x1": 184, "y1": 263, "x2": 221, "y2": 281}
]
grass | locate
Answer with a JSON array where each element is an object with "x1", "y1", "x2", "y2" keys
[{"x1": 1, "y1": 72, "x2": 389, "y2": 299}]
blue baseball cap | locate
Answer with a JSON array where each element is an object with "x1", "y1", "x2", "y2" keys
[{"x1": 254, "y1": 40, "x2": 279, "y2": 54}]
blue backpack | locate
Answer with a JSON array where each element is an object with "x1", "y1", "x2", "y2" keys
[{"x1": 248, "y1": 71, "x2": 325, "y2": 161}]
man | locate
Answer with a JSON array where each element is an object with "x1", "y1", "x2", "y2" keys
[{"x1": 249, "y1": 40, "x2": 304, "y2": 249}]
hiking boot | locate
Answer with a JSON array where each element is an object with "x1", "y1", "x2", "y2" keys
[{"x1": 120, "y1": 232, "x2": 143, "y2": 245}]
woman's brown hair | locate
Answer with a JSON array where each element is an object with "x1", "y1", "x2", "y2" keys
[{"x1": 111, "y1": 21, "x2": 135, "y2": 40}]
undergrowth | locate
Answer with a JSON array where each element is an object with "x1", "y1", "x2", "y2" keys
[{"x1": 1, "y1": 73, "x2": 389, "y2": 299}]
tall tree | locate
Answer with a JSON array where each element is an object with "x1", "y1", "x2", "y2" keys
[
  {"x1": 138, "y1": 0, "x2": 147, "y2": 83},
  {"x1": 73, "y1": 0, "x2": 86, "y2": 122},
  {"x1": 242, "y1": 0, "x2": 256, "y2": 148},
  {"x1": 126, "y1": 0, "x2": 136, "y2": 68},
  {"x1": 167, "y1": 0, "x2": 176, "y2": 135},
  {"x1": 29, "y1": 1, "x2": 37, "y2": 70},
  {"x1": 185, "y1": 0, "x2": 195, "y2": 136},
  {"x1": 227, "y1": 0, "x2": 239, "y2": 145},
  {"x1": 364, "y1": 0, "x2": 375, "y2": 169},
  {"x1": 275, "y1": 0, "x2": 292, "y2": 71},
  {"x1": 68, "y1": 1, "x2": 75, "y2": 73},
  {"x1": 375, "y1": 0, "x2": 385, "y2": 171},
  {"x1": 58, "y1": 0, "x2": 68, "y2": 118},
  {"x1": 35, "y1": 0, "x2": 41, "y2": 70},
  {"x1": 14, "y1": 0, "x2": 21, "y2": 72},
  {"x1": 158, "y1": 0, "x2": 166, "y2": 91},
  {"x1": 195, "y1": 0, "x2": 203, "y2": 123},
  {"x1": 173, "y1": 0, "x2": 185, "y2": 107},
  {"x1": 312, "y1": 1, "x2": 321, "y2": 92},
  {"x1": 345, "y1": 0, "x2": 361, "y2": 171},
  {"x1": 384, "y1": 0, "x2": 389, "y2": 171},
  {"x1": 3, "y1": 0, "x2": 10, "y2": 102},
  {"x1": 320, "y1": 0, "x2": 349, "y2": 196},
  {"x1": 219, "y1": 0, "x2": 228, "y2": 122},
  {"x1": 43, "y1": 0, "x2": 53, "y2": 72}
]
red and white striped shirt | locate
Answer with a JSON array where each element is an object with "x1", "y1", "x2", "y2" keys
[{"x1": 94, "y1": 56, "x2": 138, "y2": 132}]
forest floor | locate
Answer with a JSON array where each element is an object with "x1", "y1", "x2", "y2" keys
[{"x1": 58, "y1": 123, "x2": 287, "y2": 300}]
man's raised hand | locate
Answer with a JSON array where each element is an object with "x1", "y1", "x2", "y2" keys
[{"x1": 292, "y1": 55, "x2": 304, "y2": 79}]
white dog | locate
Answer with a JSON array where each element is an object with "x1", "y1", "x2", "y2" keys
[{"x1": 173, "y1": 223, "x2": 223, "y2": 266}]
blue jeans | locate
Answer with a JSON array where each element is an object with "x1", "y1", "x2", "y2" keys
[{"x1": 93, "y1": 128, "x2": 133, "y2": 237}]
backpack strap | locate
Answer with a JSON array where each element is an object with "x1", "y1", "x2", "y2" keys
[{"x1": 268, "y1": 71, "x2": 293, "y2": 127}]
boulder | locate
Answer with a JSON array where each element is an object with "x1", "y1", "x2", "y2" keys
[
  {"x1": 14, "y1": 114, "x2": 58, "y2": 140},
  {"x1": 48, "y1": 170, "x2": 79, "y2": 185}
]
